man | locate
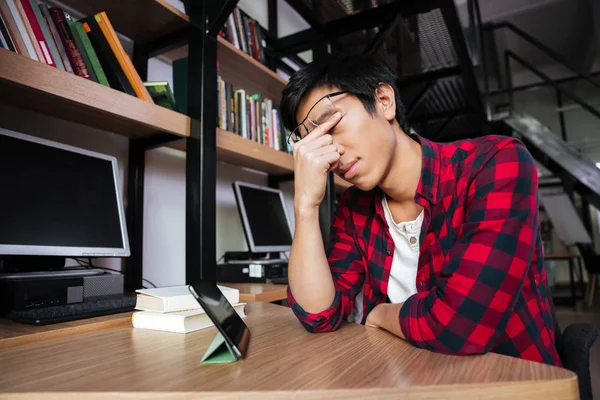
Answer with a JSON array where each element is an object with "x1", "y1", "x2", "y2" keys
[{"x1": 280, "y1": 53, "x2": 561, "y2": 366}]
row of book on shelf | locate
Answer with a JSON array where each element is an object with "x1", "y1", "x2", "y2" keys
[
  {"x1": 0, "y1": 1, "x2": 292, "y2": 155},
  {"x1": 132, "y1": 285, "x2": 245, "y2": 334}
]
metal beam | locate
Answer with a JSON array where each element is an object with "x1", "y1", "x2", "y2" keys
[
  {"x1": 440, "y1": 2, "x2": 485, "y2": 124},
  {"x1": 125, "y1": 139, "x2": 145, "y2": 292},
  {"x1": 144, "y1": 28, "x2": 188, "y2": 59},
  {"x1": 276, "y1": 0, "x2": 437, "y2": 54},
  {"x1": 364, "y1": 14, "x2": 400, "y2": 57},
  {"x1": 207, "y1": 0, "x2": 239, "y2": 38},
  {"x1": 406, "y1": 82, "x2": 433, "y2": 117},
  {"x1": 186, "y1": 0, "x2": 219, "y2": 284}
]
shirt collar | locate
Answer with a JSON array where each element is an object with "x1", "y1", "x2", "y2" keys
[{"x1": 374, "y1": 132, "x2": 441, "y2": 218}]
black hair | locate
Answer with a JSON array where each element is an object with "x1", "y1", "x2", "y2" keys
[{"x1": 280, "y1": 53, "x2": 408, "y2": 133}]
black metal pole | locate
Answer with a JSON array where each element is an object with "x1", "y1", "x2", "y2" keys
[
  {"x1": 186, "y1": 0, "x2": 219, "y2": 284},
  {"x1": 125, "y1": 139, "x2": 145, "y2": 292},
  {"x1": 473, "y1": 0, "x2": 488, "y2": 119},
  {"x1": 556, "y1": 89, "x2": 567, "y2": 142},
  {"x1": 504, "y1": 51, "x2": 513, "y2": 114}
]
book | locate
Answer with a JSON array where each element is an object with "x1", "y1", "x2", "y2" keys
[
  {"x1": 82, "y1": 17, "x2": 135, "y2": 96},
  {"x1": 39, "y1": 3, "x2": 72, "y2": 73},
  {"x1": 2, "y1": 0, "x2": 37, "y2": 59},
  {"x1": 0, "y1": 11, "x2": 16, "y2": 52},
  {"x1": 48, "y1": 7, "x2": 90, "y2": 79},
  {"x1": 94, "y1": 12, "x2": 152, "y2": 102},
  {"x1": 27, "y1": 0, "x2": 63, "y2": 70},
  {"x1": 135, "y1": 285, "x2": 240, "y2": 313},
  {"x1": 144, "y1": 81, "x2": 176, "y2": 110},
  {"x1": 17, "y1": 0, "x2": 54, "y2": 66},
  {"x1": 131, "y1": 303, "x2": 246, "y2": 334},
  {"x1": 69, "y1": 18, "x2": 109, "y2": 86}
]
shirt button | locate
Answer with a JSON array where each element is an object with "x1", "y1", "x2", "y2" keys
[
  {"x1": 386, "y1": 250, "x2": 391, "y2": 256},
  {"x1": 419, "y1": 282, "x2": 424, "y2": 288},
  {"x1": 409, "y1": 237, "x2": 417, "y2": 245}
]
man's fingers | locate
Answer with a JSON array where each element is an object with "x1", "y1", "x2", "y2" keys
[
  {"x1": 299, "y1": 112, "x2": 341, "y2": 144},
  {"x1": 319, "y1": 151, "x2": 341, "y2": 170},
  {"x1": 303, "y1": 135, "x2": 334, "y2": 152},
  {"x1": 313, "y1": 144, "x2": 338, "y2": 156}
]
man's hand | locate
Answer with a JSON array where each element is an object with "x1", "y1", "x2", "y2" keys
[
  {"x1": 293, "y1": 112, "x2": 344, "y2": 215},
  {"x1": 365, "y1": 303, "x2": 406, "y2": 339}
]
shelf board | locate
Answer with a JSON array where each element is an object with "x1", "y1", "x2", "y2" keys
[
  {"x1": 163, "y1": 37, "x2": 287, "y2": 106},
  {"x1": 0, "y1": 49, "x2": 189, "y2": 138},
  {"x1": 57, "y1": 0, "x2": 188, "y2": 43}
]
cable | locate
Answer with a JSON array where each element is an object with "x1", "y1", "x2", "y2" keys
[{"x1": 69, "y1": 258, "x2": 157, "y2": 288}]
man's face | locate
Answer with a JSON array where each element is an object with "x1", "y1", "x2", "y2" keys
[{"x1": 294, "y1": 86, "x2": 398, "y2": 191}]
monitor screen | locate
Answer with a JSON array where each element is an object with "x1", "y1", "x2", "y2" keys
[
  {"x1": 0, "y1": 129, "x2": 130, "y2": 257},
  {"x1": 233, "y1": 181, "x2": 293, "y2": 252}
]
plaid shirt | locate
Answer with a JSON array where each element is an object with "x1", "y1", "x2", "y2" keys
[{"x1": 288, "y1": 134, "x2": 561, "y2": 366}]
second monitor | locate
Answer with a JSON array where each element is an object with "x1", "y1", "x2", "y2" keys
[{"x1": 232, "y1": 181, "x2": 293, "y2": 254}]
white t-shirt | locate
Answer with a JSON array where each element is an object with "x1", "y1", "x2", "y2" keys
[{"x1": 348, "y1": 195, "x2": 422, "y2": 324}]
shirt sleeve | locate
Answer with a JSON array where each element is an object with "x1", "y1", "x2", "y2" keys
[
  {"x1": 287, "y1": 189, "x2": 366, "y2": 333},
  {"x1": 399, "y1": 139, "x2": 538, "y2": 354}
]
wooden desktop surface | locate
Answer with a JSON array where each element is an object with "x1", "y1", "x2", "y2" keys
[
  {"x1": 0, "y1": 303, "x2": 577, "y2": 399},
  {"x1": 219, "y1": 282, "x2": 288, "y2": 303}
]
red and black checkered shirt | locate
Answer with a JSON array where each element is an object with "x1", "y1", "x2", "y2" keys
[{"x1": 287, "y1": 134, "x2": 561, "y2": 366}]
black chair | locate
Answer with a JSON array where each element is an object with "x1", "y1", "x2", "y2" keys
[
  {"x1": 548, "y1": 288, "x2": 598, "y2": 400},
  {"x1": 576, "y1": 243, "x2": 600, "y2": 307}
]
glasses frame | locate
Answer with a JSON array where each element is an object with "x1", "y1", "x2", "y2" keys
[{"x1": 288, "y1": 90, "x2": 348, "y2": 145}]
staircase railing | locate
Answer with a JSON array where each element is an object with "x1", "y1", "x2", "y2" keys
[{"x1": 466, "y1": 0, "x2": 600, "y2": 142}]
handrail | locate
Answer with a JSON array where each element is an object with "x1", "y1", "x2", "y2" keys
[
  {"x1": 505, "y1": 50, "x2": 600, "y2": 121},
  {"x1": 485, "y1": 22, "x2": 600, "y2": 91}
]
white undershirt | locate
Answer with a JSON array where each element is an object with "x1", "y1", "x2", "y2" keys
[{"x1": 348, "y1": 196, "x2": 422, "y2": 324}]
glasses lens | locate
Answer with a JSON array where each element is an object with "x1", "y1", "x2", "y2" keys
[
  {"x1": 307, "y1": 96, "x2": 336, "y2": 128},
  {"x1": 290, "y1": 124, "x2": 308, "y2": 143}
]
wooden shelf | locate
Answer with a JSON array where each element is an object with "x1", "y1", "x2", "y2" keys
[
  {"x1": 0, "y1": 49, "x2": 190, "y2": 138},
  {"x1": 163, "y1": 37, "x2": 287, "y2": 106},
  {"x1": 56, "y1": 0, "x2": 188, "y2": 43}
]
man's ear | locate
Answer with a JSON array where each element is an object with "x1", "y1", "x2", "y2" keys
[{"x1": 375, "y1": 83, "x2": 396, "y2": 121}]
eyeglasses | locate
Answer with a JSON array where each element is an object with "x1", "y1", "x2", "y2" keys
[{"x1": 288, "y1": 91, "x2": 348, "y2": 145}]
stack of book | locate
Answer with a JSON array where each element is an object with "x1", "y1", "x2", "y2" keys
[
  {"x1": 217, "y1": 74, "x2": 292, "y2": 154},
  {"x1": 0, "y1": 0, "x2": 153, "y2": 103},
  {"x1": 219, "y1": 7, "x2": 267, "y2": 66},
  {"x1": 132, "y1": 285, "x2": 246, "y2": 334}
]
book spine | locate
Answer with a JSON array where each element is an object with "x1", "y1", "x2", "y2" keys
[
  {"x1": 64, "y1": 12, "x2": 96, "y2": 82},
  {"x1": 49, "y1": 7, "x2": 90, "y2": 79},
  {"x1": 18, "y1": 0, "x2": 55, "y2": 66},
  {"x1": 75, "y1": 21, "x2": 108, "y2": 86},
  {"x1": 83, "y1": 17, "x2": 135, "y2": 96},
  {"x1": 39, "y1": 4, "x2": 72, "y2": 73},
  {"x1": 95, "y1": 12, "x2": 152, "y2": 102},
  {"x1": 4, "y1": 0, "x2": 38, "y2": 59},
  {"x1": 0, "y1": 11, "x2": 17, "y2": 52},
  {"x1": 28, "y1": 0, "x2": 63, "y2": 70}
]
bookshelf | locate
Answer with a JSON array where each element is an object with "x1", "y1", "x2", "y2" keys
[{"x1": 1, "y1": 1, "x2": 351, "y2": 290}]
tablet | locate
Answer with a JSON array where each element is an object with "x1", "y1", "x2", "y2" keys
[{"x1": 188, "y1": 281, "x2": 250, "y2": 360}]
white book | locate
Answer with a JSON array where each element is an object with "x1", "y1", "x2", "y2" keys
[
  {"x1": 135, "y1": 285, "x2": 239, "y2": 313},
  {"x1": 131, "y1": 303, "x2": 246, "y2": 334},
  {"x1": 6, "y1": 0, "x2": 39, "y2": 60}
]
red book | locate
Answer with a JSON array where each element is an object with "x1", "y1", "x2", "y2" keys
[
  {"x1": 49, "y1": 7, "x2": 90, "y2": 79},
  {"x1": 18, "y1": 0, "x2": 55, "y2": 67}
]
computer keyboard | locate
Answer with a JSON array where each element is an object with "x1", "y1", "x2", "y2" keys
[{"x1": 10, "y1": 295, "x2": 137, "y2": 325}]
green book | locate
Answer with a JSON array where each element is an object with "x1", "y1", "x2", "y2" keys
[
  {"x1": 64, "y1": 12, "x2": 97, "y2": 83},
  {"x1": 144, "y1": 81, "x2": 176, "y2": 110},
  {"x1": 72, "y1": 21, "x2": 109, "y2": 87},
  {"x1": 173, "y1": 57, "x2": 188, "y2": 114}
]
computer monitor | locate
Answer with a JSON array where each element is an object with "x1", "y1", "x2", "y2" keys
[
  {"x1": 232, "y1": 181, "x2": 293, "y2": 253},
  {"x1": 0, "y1": 128, "x2": 130, "y2": 257}
]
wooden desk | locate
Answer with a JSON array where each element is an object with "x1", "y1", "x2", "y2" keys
[
  {"x1": 0, "y1": 303, "x2": 577, "y2": 399},
  {"x1": 219, "y1": 282, "x2": 288, "y2": 303}
]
